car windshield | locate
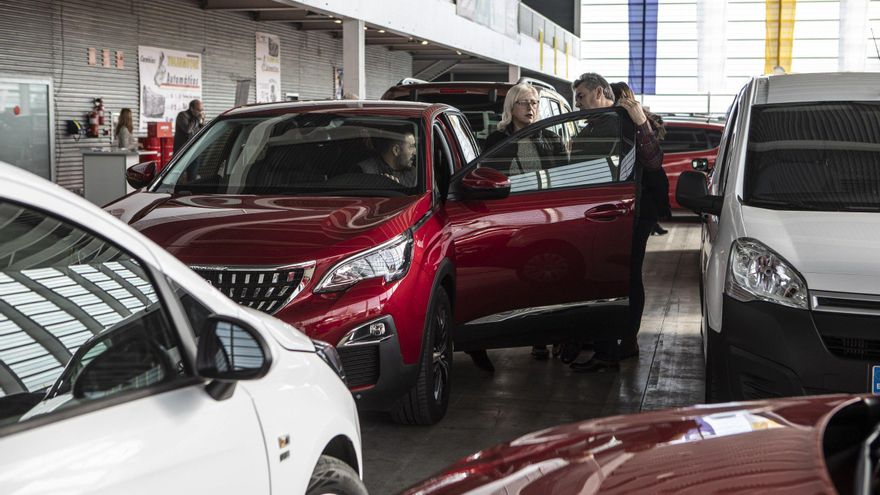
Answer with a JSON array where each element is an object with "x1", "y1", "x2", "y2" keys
[
  {"x1": 743, "y1": 102, "x2": 880, "y2": 211},
  {"x1": 154, "y1": 113, "x2": 424, "y2": 197}
]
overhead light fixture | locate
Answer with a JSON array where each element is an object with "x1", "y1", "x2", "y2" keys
[
  {"x1": 334, "y1": 19, "x2": 342, "y2": 24},
  {"x1": 420, "y1": 40, "x2": 429, "y2": 45},
  {"x1": 456, "y1": 50, "x2": 462, "y2": 55},
  {"x1": 378, "y1": 29, "x2": 386, "y2": 33},
  {"x1": 363, "y1": 26, "x2": 368, "y2": 30}
]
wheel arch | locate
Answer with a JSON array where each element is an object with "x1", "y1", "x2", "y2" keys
[{"x1": 320, "y1": 434, "x2": 360, "y2": 475}]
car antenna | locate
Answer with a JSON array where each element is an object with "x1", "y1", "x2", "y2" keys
[{"x1": 872, "y1": 28, "x2": 880, "y2": 62}]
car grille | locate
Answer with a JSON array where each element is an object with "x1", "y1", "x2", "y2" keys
[
  {"x1": 190, "y1": 263, "x2": 314, "y2": 314},
  {"x1": 822, "y1": 336, "x2": 880, "y2": 362},
  {"x1": 338, "y1": 345, "x2": 380, "y2": 388}
]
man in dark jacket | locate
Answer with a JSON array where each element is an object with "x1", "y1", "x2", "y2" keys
[
  {"x1": 567, "y1": 73, "x2": 668, "y2": 373},
  {"x1": 173, "y1": 99, "x2": 204, "y2": 154}
]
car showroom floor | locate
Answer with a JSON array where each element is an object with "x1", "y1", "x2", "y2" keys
[{"x1": 359, "y1": 217, "x2": 706, "y2": 494}]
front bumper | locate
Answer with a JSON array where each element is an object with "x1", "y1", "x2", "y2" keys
[
  {"x1": 335, "y1": 315, "x2": 419, "y2": 411},
  {"x1": 716, "y1": 295, "x2": 879, "y2": 399}
]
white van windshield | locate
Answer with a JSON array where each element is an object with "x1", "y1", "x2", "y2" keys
[{"x1": 744, "y1": 102, "x2": 880, "y2": 212}]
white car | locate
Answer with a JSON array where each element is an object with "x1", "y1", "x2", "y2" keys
[
  {"x1": 677, "y1": 72, "x2": 880, "y2": 402},
  {"x1": 0, "y1": 163, "x2": 367, "y2": 495}
]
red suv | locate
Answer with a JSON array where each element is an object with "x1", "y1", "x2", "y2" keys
[
  {"x1": 657, "y1": 116, "x2": 725, "y2": 210},
  {"x1": 108, "y1": 101, "x2": 640, "y2": 424}
]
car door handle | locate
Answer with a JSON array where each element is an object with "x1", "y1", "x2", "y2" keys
[{"x1": 584, "y1": 204, "x2": 629, "y2": 221}]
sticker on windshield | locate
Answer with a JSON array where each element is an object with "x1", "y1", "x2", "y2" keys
[{"x1": 872, "y1": 366, "x2": 880, "y2": 394}]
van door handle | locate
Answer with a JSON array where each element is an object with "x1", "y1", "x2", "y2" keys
[{"x1": 584, "y1": 203, "x2": 629, "y2": 221}]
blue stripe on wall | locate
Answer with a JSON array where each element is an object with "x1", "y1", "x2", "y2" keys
[{"x1": 628, "y1": 0, "x2": 658, "y2": 95}]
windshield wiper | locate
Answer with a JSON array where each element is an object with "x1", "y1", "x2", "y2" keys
[{"x1": 841, "y1": 205, "x2": 880, "y2": 212}]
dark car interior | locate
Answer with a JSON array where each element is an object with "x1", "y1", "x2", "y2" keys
[{"x1": 163, "y1": 115, "x2": 424, "y2": 197}]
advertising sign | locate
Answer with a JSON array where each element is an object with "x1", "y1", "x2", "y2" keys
[
  {"x1": 256, "y1": 32, "x2": 281, "y2": 103},
  {"x1": 138, "y1": 46, "x2": 202, "y2": 131}
]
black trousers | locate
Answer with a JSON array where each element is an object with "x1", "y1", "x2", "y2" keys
[{"x1": 594, "y1": 217, "x2": 654, "y2": 361}]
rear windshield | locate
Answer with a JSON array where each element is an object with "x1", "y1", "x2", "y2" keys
[
  {"x1": 386, "y1": 90, "x2": 504, "y2": 144},
  {"x1": 154, "y1": 113, "x2": 424, "y2": 197},
  {"x1": 661, "y1": 126, "x2": 722, "y2": 153},
  {"x1": 743, "y1": 102, "x2": 880, "y2": 212}
]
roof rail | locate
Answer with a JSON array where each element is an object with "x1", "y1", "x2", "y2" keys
[
  {"x1": 396, "y1": 77, "x2": 428, "y2": 86},
  {"x1": 516, "y1": 76, "x2": 555, "y2": 92},
  {"x1": 657, "y1": 111, "x2": 727, "y2": 123}
]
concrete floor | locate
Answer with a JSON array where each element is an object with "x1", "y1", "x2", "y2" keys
[{"x1": 359, "y1": 219, "x2": 705, "y2": 494}]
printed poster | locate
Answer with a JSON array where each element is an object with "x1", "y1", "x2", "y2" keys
[
  {"x1": 256, "y1": 32, "x2": 281, "y2": 103},
  {"x1": 138, "y1": 46, "x2": 202, "y2": 132}
]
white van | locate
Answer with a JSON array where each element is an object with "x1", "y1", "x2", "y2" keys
[{"x1": 677, "y1": 73, "x2": 880, "y2": 402}]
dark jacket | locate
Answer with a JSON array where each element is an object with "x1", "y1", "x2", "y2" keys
[
  {"x1": 173, "y1": 109, "x2": 204, "y2": 153},
  {"x1": 483, "y1": 125, "x2": 566, "y2": 172},
  {"x1": 637, "y1": 120, "x2": 671, "y2": 221}
]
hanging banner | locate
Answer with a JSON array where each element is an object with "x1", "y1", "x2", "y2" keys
[
  {"x1": 697, "y1": 0, "x2": 727, "y2": 93},
  {"x1": 628, "y1": 0, "x2": 658, "y2": 95},
  {"x1": 138, "y1": 46, "x2": 202, "y2": 132},
  {"x1": 764, "y1": 0, "x2": 797, "y2": 74},
  {"x1": 256, "y1": 32, "x2": 281, "y2": 103}
]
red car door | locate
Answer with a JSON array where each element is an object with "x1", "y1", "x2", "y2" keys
[{"x1": 444, "y1": 108, "x2": 638, "y2": 350}]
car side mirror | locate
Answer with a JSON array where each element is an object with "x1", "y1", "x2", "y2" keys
[
  {"x1": 691, "y1": 158, "x2": 710, "y2": 172},
  {"x1": 197, "y1": 316, "x2": 272, "y2": 391},
  {"x1": 126, "y1": 161, "x2": 157, "y2": 189},
  {"x1": 459, "y1": 167, "x2": 510, "y2": 200},
  {"x1": 676, "y1": 171, "x2": 722, "y2": 216}
]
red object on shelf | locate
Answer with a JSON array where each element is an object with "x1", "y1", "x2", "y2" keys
[{"x1": 147, "y1": 122, "x2": 172, "y2": 138}]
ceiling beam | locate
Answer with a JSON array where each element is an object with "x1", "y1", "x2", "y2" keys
[
  {"x1": 202, "y1": 0, "x2": 297, "y2": 11},
  {"x1": 254, "y1": 10, "x2": 328, "y2": 22}
]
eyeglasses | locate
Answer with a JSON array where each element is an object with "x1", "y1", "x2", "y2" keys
[{"x1": 515, "y1": 100, "x2": 539, "y2": 108}]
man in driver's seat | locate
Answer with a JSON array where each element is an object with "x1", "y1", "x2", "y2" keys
[{"x1": 357, "y1": 132, "x2": 417, "y2": 187}]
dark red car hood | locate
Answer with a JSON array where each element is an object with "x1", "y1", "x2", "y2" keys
[
  {"x1": 404, "y1": 395, "x2": 858, "y2": 494},
  {"x1": 106, "y1": 192, "x2": 429, "y2": 265}
]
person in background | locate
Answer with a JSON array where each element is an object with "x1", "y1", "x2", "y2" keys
[
  {"x1": 609, "y1": 81, "x2": 671, "y2": 238},
  {"x1": 468, "y1": 83, "x2": 567, "y2": 370},
  {"x1": 173, "y1": 99, "x2": 204, "y2": 154},
  {"x1": 115, "y1": 108, "x2": 137, "y2": 151},
  {"x1": 568, "y1": 73, "x2": 667, "y2": 373}
]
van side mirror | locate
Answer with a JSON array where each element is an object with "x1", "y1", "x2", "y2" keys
[
  {"x1": 676, "y1": 170, "x2": 723, "y2": 216},
  {"x1": 126, "y1": 161, "x2": 157, "y2": 189},
  {"x1": 459, "y1": 167, "x2": 510, "y2": 200}
]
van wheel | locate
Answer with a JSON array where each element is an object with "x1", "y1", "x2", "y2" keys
[
  {"x1": 306, "y1": 455, "x2": 367, "y2": 495},
  {"x1": 392, "y1": 289, "x2": 452, "y2": 425}
]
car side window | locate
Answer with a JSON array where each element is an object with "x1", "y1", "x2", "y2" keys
[
  {"x1": 539, "y1": 96, "x2": 555, "y2": 120},
  {"x1": 661, "y1": 126, "x2": 718, "y2": 153},
  {"x1": 433, "y1": 125, "x2": 454, "y2": 200},
  {"x1": 446, "y1": 113, "x2": 479, "y2": 163},
  {"x1": 0, "y1": 201, "x2": 190, "y2": 431},
  {"x1": 476, "y1": 109, "x2": 634, "y2": 194}
]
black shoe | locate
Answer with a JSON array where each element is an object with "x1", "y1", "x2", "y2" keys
[
  {"x1": 531, "y1": 345, "x2": 550, "y2": 360},
  {"x1": 570, "y1": 356, "x2": 620, "y2": 373},
  {"x1": 467, "y1": 350, "x2": 495, "y2": 373},
  {"x1": 651, "y1": 225, "x2": 668, "y2": 236}
]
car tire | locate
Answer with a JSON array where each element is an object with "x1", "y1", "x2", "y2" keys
[
  {"x1": 306, "y1": 455, "x2": 367, "y2": 495},
  {"x1": 391, "y1": 289, "x2": 452, "y2": 425}
]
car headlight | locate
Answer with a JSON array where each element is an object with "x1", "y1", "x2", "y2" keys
[
  {"x1": 725, "y1": 238, "x2": 808, "y2": 309},
  {"x1": 314, "y1": 231, "x2": 413, "y2": 293},
  {"x1": 312, "y1": 339, "x2": 346, "y2": 384}
]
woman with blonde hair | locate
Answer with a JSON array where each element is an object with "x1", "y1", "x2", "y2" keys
[
  {"x1": 482, "y1": 83, "x2": 565, "y2": 175},
  {"x1": 115, "y1": 108, "x2": 137, "y2": 151},
  {"x1": 466, "y1": 83, "x2": 567, "y2": 371}
]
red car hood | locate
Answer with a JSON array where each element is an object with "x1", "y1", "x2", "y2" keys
[
  {"x1": 106, "y1": 192, "x2": 429, "y2": 265},
  {"x1": 404, "y1": 395, "x2": 858, "y2": 494}
]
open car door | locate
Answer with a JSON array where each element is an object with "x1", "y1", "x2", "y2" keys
[{"x1": 445, "y1": 107, "x2": 638, "y2": 350}]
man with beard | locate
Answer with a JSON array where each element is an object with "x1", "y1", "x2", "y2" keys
[{"x1": 357, "y1": 131, "x2": 418, "y2": 187}]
